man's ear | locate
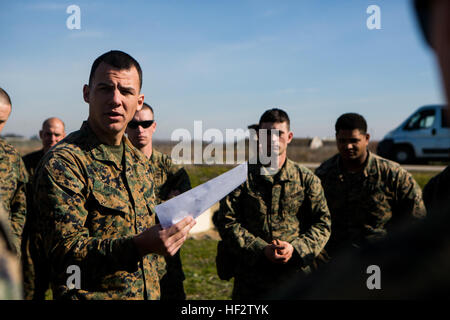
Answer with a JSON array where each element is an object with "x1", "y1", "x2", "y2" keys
[
  {"x1": 39, "y1": 130, "x2": 43, "y2": 140},
  {"x1": 83, "y1": 84, "x2": 90, "y2": 103},
  {"x1": 287, "y1": 131, "x2": 294, "y2": 144},
  {"x1": 365, "y1": 133, "x2": 371, "y2": 143},
  {"x1": 136, "y1": 94, "x2": 144, "y2": 112}
]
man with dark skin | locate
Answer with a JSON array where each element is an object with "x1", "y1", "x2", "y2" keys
[{"x1": 315, "y1": 113, "x2": 425, "y2": 258}]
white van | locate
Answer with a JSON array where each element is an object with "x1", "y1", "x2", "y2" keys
[{"x1": 377, "y1": 105, "x2": 450, "y2": 163}]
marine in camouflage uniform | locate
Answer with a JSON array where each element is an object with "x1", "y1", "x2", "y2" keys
[
  {"x1": 0, "y1": 204, "x2": 23, "y2": 300},
  {"x1": 215, "y1": 159, "x2": 331, "y2": 299},
  {"x1": 21, "y1": 148, "x2": 45, "y2": 299},
  {"x1": 32, "y1": 121, "x2": 161, "y2": 299},
  {"x1": 23, "y1": 149, "x2": 45, "y2": 179},
  {"x1": 316, "y1": 151, "x2": 426, "y2": 258},
  {"x1": 149, "y1": 149, "x2": 191, "y2": 300},
  {"x1": 0, "y1": 138, "x2": 28, "y2": 255},
  {"x1": 22, "y1": 117, "x2": 66, "y2": 299}
]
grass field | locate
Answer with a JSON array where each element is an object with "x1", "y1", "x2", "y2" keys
[{"x1": 181, "y1": 239, "x2": 233, "y2": 300}]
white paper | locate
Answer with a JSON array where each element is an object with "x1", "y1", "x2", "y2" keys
[{"x1": 155, "y1": 162, "x2": 248, "y2": 229}]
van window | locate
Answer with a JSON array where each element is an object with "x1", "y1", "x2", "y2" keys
[
  {"x1": 404, "y1": 109, "x2": 435, "y2": 130},
  {"x1": 442, "y1": 109, "x2": 450, "y2": 128}
]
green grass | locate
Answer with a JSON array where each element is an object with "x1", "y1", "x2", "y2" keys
[
  {"x1": 185, "y1": 165, "x2": 234, "y2": 188},
  {"x1": 412, "y1": 171, "x2": 438, "y2": 189},
  {"x1": 180, "y1": 239, "x2": 233, "y2": 300},
  {"x1": 185, "y1": 164, "x2": 439, "y2": 191}
]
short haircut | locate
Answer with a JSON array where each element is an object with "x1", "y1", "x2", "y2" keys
[
  {"x1": 141, "y1": 102, "x2": 154, "y2": 116},
  {"x1": 0, "y1": 87, "x2": 12, "y2": 107},
  {"x1": 88, "y1": 50, "x2": 143, "y2": 90},
  {"x1": 259, "y1": 108, "x2": 290, "y2": 129},
  {"x1": 335, "y1": 113, "x2": 367, "y2": 134},
  {"x1": 42, "y1": 117, "x2": 66, "y2": 130}
]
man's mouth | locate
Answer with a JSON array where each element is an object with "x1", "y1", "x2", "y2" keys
[{"x1": 106, "y1": 111, "x2": 123, "y2": 121}]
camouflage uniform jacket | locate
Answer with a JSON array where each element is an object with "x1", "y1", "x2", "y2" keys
[
  {"x1": 23, "y1": 148, "x2": 45, "y2": 179},
  {"x1": 149, "y1": 149, "x2": 191, "y2": 205},
  {"x1": 0, "y1": 204, "x2": 23, "y2": 299},
  {"x1": 0, "y1": 138, "x2": 28, "y2": 254},
  {"x1": 32, "y1": 121, "x2": 160, "y2": 300},
  {"x1": 315, "y1": 151, "x2": 426, "y2": 256},
  {"x1": 22, "y1": 148, "x2": 45, "y2": 299},
  {"x1": 148, "y1": 149, "x2": 191, "y2": 300},
  {"x1": 215, "y1": 159, "x2": 331, "y2": 290}
]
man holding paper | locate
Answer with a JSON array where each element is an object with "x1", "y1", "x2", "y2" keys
[
  {"x1": 127, "y1": 103, "x2": 191, "y2": 300},
  {"x1": 214, "y1": 108, "x2": 331, "y2": 300},
  {"x1": 31, "y1": 50, "x2": 195, "y2": 299}
]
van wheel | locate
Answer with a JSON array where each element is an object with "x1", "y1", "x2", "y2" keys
[{"x1": 393, "y1": 146, "x2": 415, "y2": 164}]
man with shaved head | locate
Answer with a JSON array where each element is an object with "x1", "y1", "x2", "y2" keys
[
  {"x1": 0, "y1": 87, "x2": 28, "y2": 254},
  {"x1": 22, "y1": 117, "x2": 66, "y2": 299},
  {"x1": 23, "y1": 117, "x2": 66, "y2": 178}
]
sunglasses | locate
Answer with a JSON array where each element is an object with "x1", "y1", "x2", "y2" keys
[{"x1": 127, "y1": 120, "x2": 155, "y2": 129}]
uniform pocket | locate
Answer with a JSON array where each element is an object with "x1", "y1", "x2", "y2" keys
[
  {"x1": 281, "y1": 190, "x2": 304, "y2": 216},
  {"x1": 87, "y1": 182, "x2": 132, "y2": 237}
]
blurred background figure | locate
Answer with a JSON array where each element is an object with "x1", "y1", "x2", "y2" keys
[
  {"x1": 21, "y1": 117, "x2": 65, "y2": 299},
  {"x1": 23, "y1": 117, "x2": 66, "y2": 177},
  {"x1": 0, "y1": 87, "x2": 26, "y2": 300}
]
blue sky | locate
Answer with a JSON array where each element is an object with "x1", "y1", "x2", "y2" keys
[{"x1": 0, "y1": 0, "x2": 445, "y2": 140}]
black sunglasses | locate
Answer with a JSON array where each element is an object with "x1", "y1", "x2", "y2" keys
[{"x1": 127, "y1": 120, "x2": 155, "y2": 129}]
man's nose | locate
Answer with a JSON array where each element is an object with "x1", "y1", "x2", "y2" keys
[{"x1": 111, "y1": 88, "x2": 122, "y2": 106}]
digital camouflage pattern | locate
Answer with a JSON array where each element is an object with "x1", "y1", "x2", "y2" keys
[
  {"x1": 274, "y1": 166, "x2": 450, "y2": 299},
  {"x1": 31, "y1": 121, "x2": 160, "y2": 300},
  {"x1": 0, "y1": 204, "x2": 23, "y2": 300},
  {"x1": 21, "y1": 148, "x2": 45, "y2": 299},
  {"x1": 315, "y1": 151, "x2": 426, "y2": 257},
  {"x1": 0, "y1": 138, "x2": 28, "y2": 254},
  {"x1": 149, "y1": 149, "x2": 191, "y2": 203},
  {"x1": 214, "y1": 158, "x2": 331, "y2": 299},
  {"x1": 149, "y1": 149, "x2": 191, "y2": 300}
]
